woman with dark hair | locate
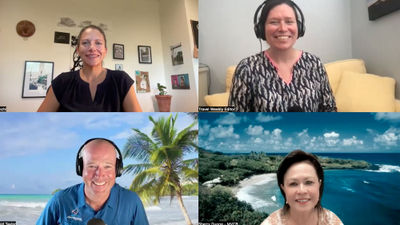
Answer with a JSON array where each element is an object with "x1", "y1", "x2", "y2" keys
[
  {"x1": 38, "y1": 25, "x2": 142, "y2": 112},
  {"x1": 261, "y1": 150, "x2": 343, "y2": 225},
  {"x1": 229, "y1": 0, "x2": 336, "y2": 112}
]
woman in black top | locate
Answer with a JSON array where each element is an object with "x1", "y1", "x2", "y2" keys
[
  {"x1": 229, "y1": 0, "x2": 336, "y2": 112},
  {"x1": 38, "y1": 25, "x2": 142, "y2": 112}
]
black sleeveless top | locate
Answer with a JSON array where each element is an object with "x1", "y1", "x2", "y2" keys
[{"x1": 51, "y1": 69, "x2": 134, "y2": 112}]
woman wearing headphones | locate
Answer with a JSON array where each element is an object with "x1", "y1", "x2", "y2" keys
[{"x1": 229, "y1": 0, "x2": 336, "y2": 112}]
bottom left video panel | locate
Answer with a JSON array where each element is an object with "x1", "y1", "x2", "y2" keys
[{"x1": 0, "y1": 112, "x2": 198, "y2": 225}]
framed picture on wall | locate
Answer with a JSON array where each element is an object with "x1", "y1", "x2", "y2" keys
[
  {"x1": 170, "y1": 44, "x2": 184, "y2": 66},
  {"x1": 115, "y1": 64, "x2": 123, "y2": 71},
  {"x1": 138, "y1": 45, "x2": 152, "y2": 64},
  {"x1": 171, "y1": 74, "x2": 190, "y2": 89},
  {"x1": 368, "y1": 0, "x2": 400, "y2": 20},
  {"x1": 113, "y1": 43, "x2": 124, "y2": 60},
  {"x1": 22, "y1": 61, "x2": 54, "y2": 98}
]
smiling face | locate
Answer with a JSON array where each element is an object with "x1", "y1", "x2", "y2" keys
[
  {"x1": 280, "y1": 161, "x2": 321, "y2": 213},
  {"x1": 264, "y1": 3, "x2": 298, "y2": 51},
  {"x1": 82, "y1": 140, "x2": 116, "y2": 201},
  {"x1": 77, "y1": 27, "x2": 107, "y2": 67}
]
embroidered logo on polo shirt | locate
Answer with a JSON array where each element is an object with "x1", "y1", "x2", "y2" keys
[
  {"x1": 67, "y1": 208, "x2": 82, "y2": 222},
  {"x1": 72, "y1": 208, "x2": 79, "y2": 215}
]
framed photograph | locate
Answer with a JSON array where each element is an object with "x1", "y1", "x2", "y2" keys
[
  {"x1": 113, "y1": 43, "x2": 124, "y2": 60},
  {"x1": 54, "y1": 32, "x2": 70, "y2": 44},
  {"x1": 368, "y1": 0, "x2": 400, "y2": 20},
  {"x1": 170, "y1": 44, "x2": 184, "y2": 66},
  {"x1": 115, "y1": 64, "x2": 123, "y2": 71},
  {"x1": 171, "y1": 74, "x2": 190, "y2": 89},
  {"x1": 135, "y1": 70, "x2": 150, "y2": 93},
  {"x1": 138, "y1": 45, "x2": 152, "y2": 64},
  {"x1": 22, "y1": 61, "x2": 54, "y2": 98}
]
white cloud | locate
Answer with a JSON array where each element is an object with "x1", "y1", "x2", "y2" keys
[
  {"x1": 324, "y1": 132, "x2": 340, "y2": 138},
  {"x1": 272, "y1": 128, "x2": 282, "y2": 137},
  {"x1": 246, "y1": 125, "x2": 264, "y2": 136},
  {"x1": 343, "y1": 136, "x2": 364, "y2": 146},
  {"x1": 215, "y1": 113, "x2": 242, "y2": 125},
  {"x1": 209, "y1": 125, "x2": 239, "y2": 139},
  {"x1": 375, "y1": 113, "x2": 400, "y2": 122},
  {"x1": 255, "y1": 114, "x2": 282, "y2": 123},
  {"x1": 199, "y1": 123, "x2": 211, "y2": 136},
  {"x1": 374, "y1": 128, "x2": 400, "y2": 146},
  {"x1": 254, "y1": 137, "x2": 263, "y2": 143},
  {"x1": 323, "y1": 131, "x2": 340, "y2": 146},
  {"x1": 111, "y1": 129, "x2": 133, "y2": 140}
]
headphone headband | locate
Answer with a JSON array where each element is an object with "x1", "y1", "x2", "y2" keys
[
  {"x1": 254, "y1": 0, "x2": 305, "y2": 40},
  {"x1": 75, "y1": 138, "x2": 124, "y2": 177}
]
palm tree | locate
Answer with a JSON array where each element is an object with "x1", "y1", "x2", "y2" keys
[{"x1": 123, "y1": 114, "x2": 198, "y2": 225}]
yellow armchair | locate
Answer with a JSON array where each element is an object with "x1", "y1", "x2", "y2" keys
[{"x1": 204, "y1": 59, "x2": 400, "y2": 112}]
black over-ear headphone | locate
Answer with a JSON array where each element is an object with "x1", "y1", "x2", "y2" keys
[
  {"x1": 254, "y1": 0, "x2": 305, "y2": 40},
  {"x1": 76, "y1": 138, "x2": 124, "y2": 177}
]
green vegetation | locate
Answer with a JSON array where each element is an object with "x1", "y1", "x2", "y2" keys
[
  {"x1": 123, "y1": 114, "x2": 198, "y2": 225},
  {"x1": 200, "y1": 149, "x2": 372, "y2": 187},
  {"x1": 199, "y1": 185, "x2": 267, "y2": 225}
]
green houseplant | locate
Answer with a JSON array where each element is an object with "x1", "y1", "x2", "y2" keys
[{"x1": 155, "y1": 83, "x2": 172, "y2": 112}]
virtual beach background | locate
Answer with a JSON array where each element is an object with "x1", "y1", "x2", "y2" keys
[
  {"x1": 199, "y1": 112, "x2": 400, "y2": 225},
  {"x1": 0, "y1": 113, "x2": 198, "y2": 225}
]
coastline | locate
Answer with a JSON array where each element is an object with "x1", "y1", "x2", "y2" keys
[{"x1": 232, "y1": 173, "x2": 277, "y2": 195}]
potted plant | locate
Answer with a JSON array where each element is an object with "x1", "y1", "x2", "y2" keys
[{"x1": 155, "y1": 83, "x2": 172, "y2": 112}]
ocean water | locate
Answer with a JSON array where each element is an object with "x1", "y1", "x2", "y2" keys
[
  {"x1": 236, "y1": 153, "x2": 400, "y2": 225},
  {"x1": 0, "y1": 194, "x2": 198, "y2": 225}
]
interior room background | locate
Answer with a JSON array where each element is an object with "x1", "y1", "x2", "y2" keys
[
  {"x1": 199, "y1": 0, "x2": 400, "y2": 99},
  {"x1": 0, "y1": 0, "x2": 199, "y2": 112}
]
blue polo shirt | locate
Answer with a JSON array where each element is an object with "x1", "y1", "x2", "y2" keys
[{"x1": 36, "y1": 183, "x2": 149, "y2": 225}]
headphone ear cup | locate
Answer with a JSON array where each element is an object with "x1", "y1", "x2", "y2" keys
[
  {"x1": 297, "y1": 20, "x2": 304, "y2": 38},
  {"x1": 76, "y1": 157, "x2": 83, "y2": 176},
  {"x1": 116, "y1": 158, "x2": 123, "y2": 177},
  {"x1": 255, "y1": 23, "x2": 266, "y2": 40}
]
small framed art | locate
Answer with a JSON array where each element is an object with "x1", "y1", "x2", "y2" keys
[
  {"x1": 113, "y1": 43, "x2": 124, "y2": 60},
  {"x1": 22, "y1": 61, "x2": 54, "y2": 98},
  {"x1": 138, "y1": 45, "x2": 152, "y2": 64}
]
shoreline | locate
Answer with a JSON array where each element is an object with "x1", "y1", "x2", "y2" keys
[{"x1": 231, "y1": 173, "x2": 276, "y2": 195}]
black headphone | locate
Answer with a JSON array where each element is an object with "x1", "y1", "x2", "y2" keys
[
  {"x1": 254, "y1": 0, "x2": 305, "y2": 40},
  {"x1": 75, "y1": 138, "x2": 124, "y2": 177}
]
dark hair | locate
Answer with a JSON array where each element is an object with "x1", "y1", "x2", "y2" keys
[
  {"x1": 254, "y1": 0, "x2": 305, "y2": 40},
  {"x1": 277, "y1": 150, "x2": 324, "y2": 214},
  {"x1": 71, "y1": 25, "x2": 107, "y2": 71}
]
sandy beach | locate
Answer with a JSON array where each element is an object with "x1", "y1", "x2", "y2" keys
[
  {"x1": 232, "y1": 173, "x2": 276, "y2": 195},
  {"x1": 232, "y1": 173, "x2": 280, "y2": 213}
]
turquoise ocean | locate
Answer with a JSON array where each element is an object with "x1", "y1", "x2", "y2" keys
[
  {"x1": 236, "y1": 153, "x2": 400, "y2": 225},
  {"x1": 0, "y1": 194, "x2": 198, "y2": 225}
]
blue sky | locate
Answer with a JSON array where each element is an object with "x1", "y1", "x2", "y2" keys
[
  {"x1": 199, "y1": 113, "x2": 400, "y2": 154},
  {"x1": 0, "y1": 113, "x2": 197, "y2": 194}
]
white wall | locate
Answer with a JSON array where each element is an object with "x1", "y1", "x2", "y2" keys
[
  {"x1": 159, "y1": 0, "x2": 198, "y2": 112},
  {"x1": 199, "y1": 0, "x2": 352, "y2": 95},
  {"x1": 0, "y1": 0, "x2": 198, "y2": 112},
  {"x1": 350, "y1": 0, "x2": 400, "y2": 98}
]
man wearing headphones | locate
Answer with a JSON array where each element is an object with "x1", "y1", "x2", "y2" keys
[
  {"x1": 36, "y1": 138, "x2": 149, "y2": 225},
  {"x1": 229, "y1": 0, "x2": 336, "y2": 112}
]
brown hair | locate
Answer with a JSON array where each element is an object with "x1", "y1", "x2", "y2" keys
[
  {"x1": 71, "y1": 25, "x2": 107, "y2": 71},
  {"x1": 277, "y1": 150, "x2": 324, "y2": 214}
]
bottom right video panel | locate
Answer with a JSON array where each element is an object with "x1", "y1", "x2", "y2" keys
[{"x1": 198, "y1": 112, "x2": 400, "y2": 225}]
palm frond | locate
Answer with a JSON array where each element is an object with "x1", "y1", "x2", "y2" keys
[{"x1": 123, "y1": 163, "x2": 152, "y2": 175}]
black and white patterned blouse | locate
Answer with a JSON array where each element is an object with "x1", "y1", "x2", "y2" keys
[{"x1": 229, "y1": 51, "x2": 336, "y2": 112}]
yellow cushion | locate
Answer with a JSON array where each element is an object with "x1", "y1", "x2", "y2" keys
[
  {"x1": 335, "y1": 71, "x2": 395, "y2": 112},
  {"x1": 324, "y1": 59, "x2": 366, "y2": 95},
  {"x1": 204, "y1": 92, "x2": 229, "y2": 106},
  {"x1": 225, "y1": 66, "x2": 236, "y2": 92}
]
